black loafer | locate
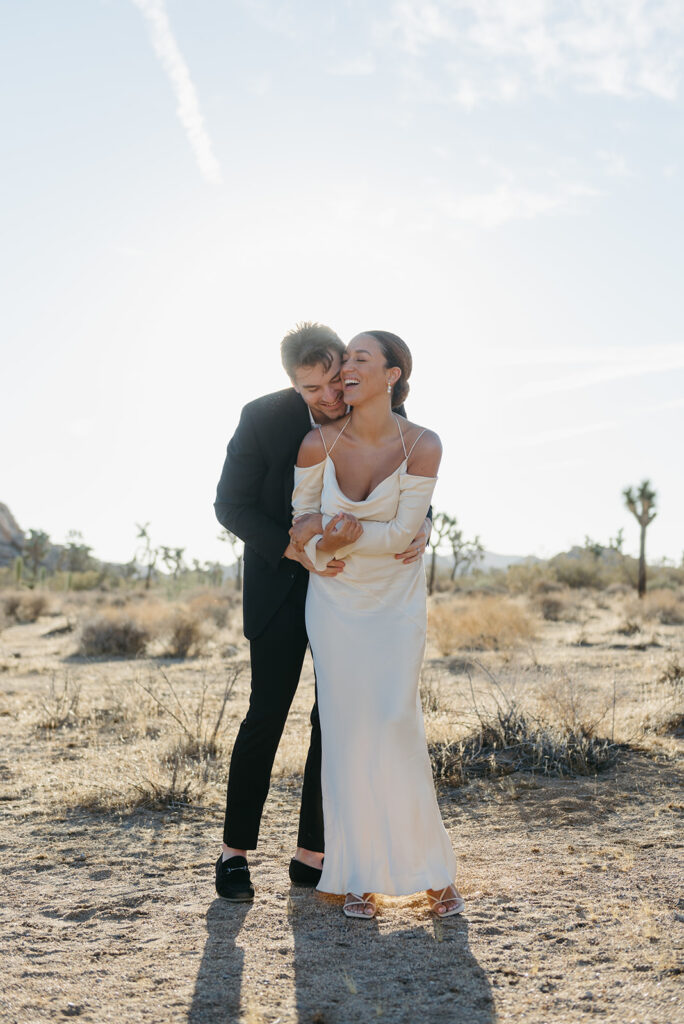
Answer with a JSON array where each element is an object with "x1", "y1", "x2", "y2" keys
[
  {"x1": 215, "y1": 855, "x2": 254, "y2": 902},
  {"x1": 288, "y1": 858, "x2": 323, "y2": 887}
]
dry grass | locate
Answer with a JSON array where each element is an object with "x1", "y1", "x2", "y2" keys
[
  {"x1": 629, "y1": 588, "x2": 684, "y2": 625},
  {"x1": 79, "y1": 609, "x2": 150, "y2": 657},
  {"x1": 429, "y1": 703, "x2": 619, "y2": 787},
  {"x1": 187, "y1": 591, "x2": 236, "y2": 630},
  {"x1": 76, "y1": 599, "x2": 220, "y2": 659},
  {"x1": 2, "y1": 590, "x2": 49, "y2": 623},
  {"x1": 163, "y1": 608, "x2": 205, "y2": 658},
  {"x1": 0, "y1": 585, "x2": 682, "y2": 1024},
  {"x1": 657, "y1": 655, "x2": 684, "y2": 689},
  {"x1": 533, "y1": 588, "x2": 580, "y2": 622},
  {"x1": 34, "y1": 674, "x2": 81, "y2": 731},
  {"x1": 429, "y1": 594, "x2": 535, "y2": 654}
]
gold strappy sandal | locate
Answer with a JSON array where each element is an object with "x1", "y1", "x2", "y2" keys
[
  {"x1": 427, "y1": 886, "x2": 465, "y2": 918},
  {"x1": 343, "y1": 893, "x2": 377, "y2": 919}
]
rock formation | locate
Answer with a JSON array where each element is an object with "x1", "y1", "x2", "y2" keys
[{"x1": 0, "y1": 503, "x2": 24, "y2": 566}]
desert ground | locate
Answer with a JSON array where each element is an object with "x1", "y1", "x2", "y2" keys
[{"x1": 0, "y1": 583, "x2": 682, "y2": 1024}]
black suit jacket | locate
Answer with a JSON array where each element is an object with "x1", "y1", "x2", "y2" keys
[{"x1": 214, "y1": 388, "x2": 411, "y2": 640}]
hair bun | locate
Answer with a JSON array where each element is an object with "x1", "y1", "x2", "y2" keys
[{"x1": 392, "y1": 379, "x2": 409, "y2": 408}]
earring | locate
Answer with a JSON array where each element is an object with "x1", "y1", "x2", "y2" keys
[{"x1": 386, "y1": 382, "x2": 392, "y2": 393}]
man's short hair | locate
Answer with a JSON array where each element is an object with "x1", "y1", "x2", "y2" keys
[{"x1": 280, "y1": 322, "x2": 345, "y2": 379}]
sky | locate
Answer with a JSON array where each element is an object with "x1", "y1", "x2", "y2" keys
[{"x1": 2, "y1": 0, "x2": 683, "y2": 568}]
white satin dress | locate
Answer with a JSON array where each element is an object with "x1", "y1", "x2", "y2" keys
[{"x1": 292, "y1": 418, "x2": 457, "y2": 897}]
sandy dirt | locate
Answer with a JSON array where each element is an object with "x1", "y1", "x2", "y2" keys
[{"x1": 0, "y1": 592, "x2": 682, "y2": 1024}]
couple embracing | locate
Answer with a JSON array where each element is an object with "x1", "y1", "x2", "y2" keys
[{"x1": 214, "y1": 323, "x2": 463, "y2": 920}]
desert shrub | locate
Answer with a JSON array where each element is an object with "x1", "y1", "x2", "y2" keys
[
  {"x1": 531, "y1": 579, "x2": 564, "y2": 596},
  {"x1": 429, "y1": 595, "x2": 535, "y2": 654},
  {"x1": 187, "y1": 592, "x2": 231, "y2": 629},
  {"x1": 657, "y1": 656, "x2": 684, "y2": 689},
  {"x1": 162, "y1": 609, "x2": 205, "y2": 658},
  {"x1": 35, "y1": 675, "x2": 81, "y2": 731},
  {"x1": 79, "y1": 611, "x2": 150, "y2": 657},
  {"x1": 420, "y1": 667, "x2": 446, "y2": 714},
  {"x1": 76, "y1": 761, "x2": 199, "y2": 813},
  {"x1": 537, "y1": 595, "x2": 565, "y2": 621},
  {"x1": 654, "y1": 712, "x2": 684, "y2": 737},
  {"x1": 2, "y1": 591, "x2": 49, "y2": 623},
  {"x1": 68, "y1": 570, "x2": 106, "y2": 591},
  {"x1": 551, "y1": 553, "x2": 607, "y2": 589},
  {"x1": 606, "y1": 582, "x2": 632, "y2": 597},
  {"x1": 632, "y1": 589, "x2": 684, "y2": 626},
  {"x1": 534, "y1": 589, "x2": 579, "y2": 622},
  {"x1": 505, "y1": 562, "x2": 557, "y2": 594},
  {"x1": 616, "y1": 619, "x2": 641, "y2": 636},
  {"x1": 429, "y1": 703, "x2": 619, "y2": 786},
  {"x1": 142, "y1": 665, "x2": 242, "y2": 769}
]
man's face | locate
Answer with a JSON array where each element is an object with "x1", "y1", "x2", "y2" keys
[{"x1": 291, "y1": 353, "x2": 346, "y2": 424}]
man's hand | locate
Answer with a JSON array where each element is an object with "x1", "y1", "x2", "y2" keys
[
  {"x1": 289, "y1": 513, "x2": 324, "y2": 552},
  {"x1": 316, "y1": 557, "x2": 345, "y2": 577},
  {"x1": 283, "y1": 541, "x2": 345, "y2": 577},
  {"x1": 317, "y1": 512, "x2": 363, "y2": 553},
  {"x1": 394, "y1": 517, "x2": 430, "y2": 565}
]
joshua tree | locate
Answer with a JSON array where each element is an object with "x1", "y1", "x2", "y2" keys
[
  {"x1": 135, "y1": 522, "x2": 158, "y2": 590},
  {"x1": 427, "y1": 512, "x2": 456, "y2": 595},
  {"x1": 219, "y1": 530, "x2": 243, "y2": 590},
  {"x1": 449, "y1": 528, "x2": 484, "y2": 581},
  {"x1": 623, "y1": 480, "x2": 657, "y2": 598},
  {"x1": 160, "y1": 546, "x2": 185, "y2": 579},
  {"x1": 60, "y1": 530, "x2": 94, "y2": 573},
  {"x1": 23, "y1": 529, "x2": 50, "y2": 584}
]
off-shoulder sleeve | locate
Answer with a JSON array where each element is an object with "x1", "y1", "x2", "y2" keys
[
  {"x1": 333, "y1": 473, "x2": 436, "y2": 559},
  {"x1": 292, "y1": 462, "x2": 329, "y2": 569},
  {"x1": 292, "y1": 461, "x2": 325, "y2": 517}
]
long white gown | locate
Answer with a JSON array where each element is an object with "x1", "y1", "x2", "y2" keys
[{"x1": 292, "y1": 419, "x2": 457, "y2": 897}]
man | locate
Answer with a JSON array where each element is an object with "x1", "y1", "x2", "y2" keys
[{"x1": 214, "y1": 322, "x2": 429, "y2": 901}]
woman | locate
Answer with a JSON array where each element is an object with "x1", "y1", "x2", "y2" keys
[{"x1": 291, "y1": 331, "x2": 464, "y2": 920}]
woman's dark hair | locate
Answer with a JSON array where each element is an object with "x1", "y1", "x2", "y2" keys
[{"x1": 363, "y1": 331, "x2": 412, "y2": 408}]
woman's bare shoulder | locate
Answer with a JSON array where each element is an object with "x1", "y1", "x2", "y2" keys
[
  {"x1": 399, "y1": 419, "x2": 441, "y2": 449},
  {"x1": 404, "y1": 424, "x2": 442, "y2": 476},
  {"x1": 296, "y1": 428, "x2": 326, "y2": 467}
]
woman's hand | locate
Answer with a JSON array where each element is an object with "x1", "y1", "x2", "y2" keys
[
  {"x1": 316, "y1": 512, "x2": 363, "y2": 553},
  {"x1": 290, "y1": 513, "x2": 324, "y2": 552}
]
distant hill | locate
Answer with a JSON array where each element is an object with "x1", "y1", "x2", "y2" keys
[{"x1": 428, "y1": 549, "x2": 538, "y2": 575}]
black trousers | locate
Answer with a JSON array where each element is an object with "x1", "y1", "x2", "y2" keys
[{"x1": 222, "y1": 576, "x2": 324, "y2": 851}]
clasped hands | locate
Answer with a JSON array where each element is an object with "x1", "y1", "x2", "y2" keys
[{"x1": 287, "y1": 514, "x2": 431, "y2": 577}]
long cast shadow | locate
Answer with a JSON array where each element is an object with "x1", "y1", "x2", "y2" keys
[
  {"x1": 187, "y1": 899, "x2": 251, "y2": 1024},
  {"x1": 289, "y1": 890, "x2": 495, "y2": 1024}
]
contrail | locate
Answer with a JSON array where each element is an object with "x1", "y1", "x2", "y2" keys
[{"x1": 131, "y1": 0, "x2": 222, "y2": 184}]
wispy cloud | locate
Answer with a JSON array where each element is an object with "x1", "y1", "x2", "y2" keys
[
  {"x1": 483, "y1": 418, "x2": 619, "y2": 453},
  {"x1": 131, "y1": 0, "x2": 222, "y2": 184},
  {"x1": 442, "y1": 180, "x2": 599, "y2": 227},
  {"x1": 379, "y1": 0, "x2": 684, "y2": 103},
  {"x1": 484, "y1": 395, "x2": 684, "y2": 453},
  {"x1": 510, "y1": 349, "x2": 684, "y2": 399}
]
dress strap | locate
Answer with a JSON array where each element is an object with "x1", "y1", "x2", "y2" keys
[
  {"x1": 407, "y1": 428, "x2": 427, "y2": 459},
  {"x1": 393, "y1": 415, "x2": 408, "y2": 458},
  {"x1": 327, "y1": 418, "x2": 350, "y2": 454},
  {"x1": 315, "y1": 425, "x2": 329, "y2": 456}
]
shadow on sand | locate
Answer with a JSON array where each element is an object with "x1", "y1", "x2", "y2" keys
[
  {"x1": 288, "y1": 889, "x2": 495, "y2": 1024},
  {"x1": 189, "y1": 890, "x2": 494, "y2": 1024},
  {"x1": 187, "y1": 900, "x2": 250, "y2": 1024}
]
